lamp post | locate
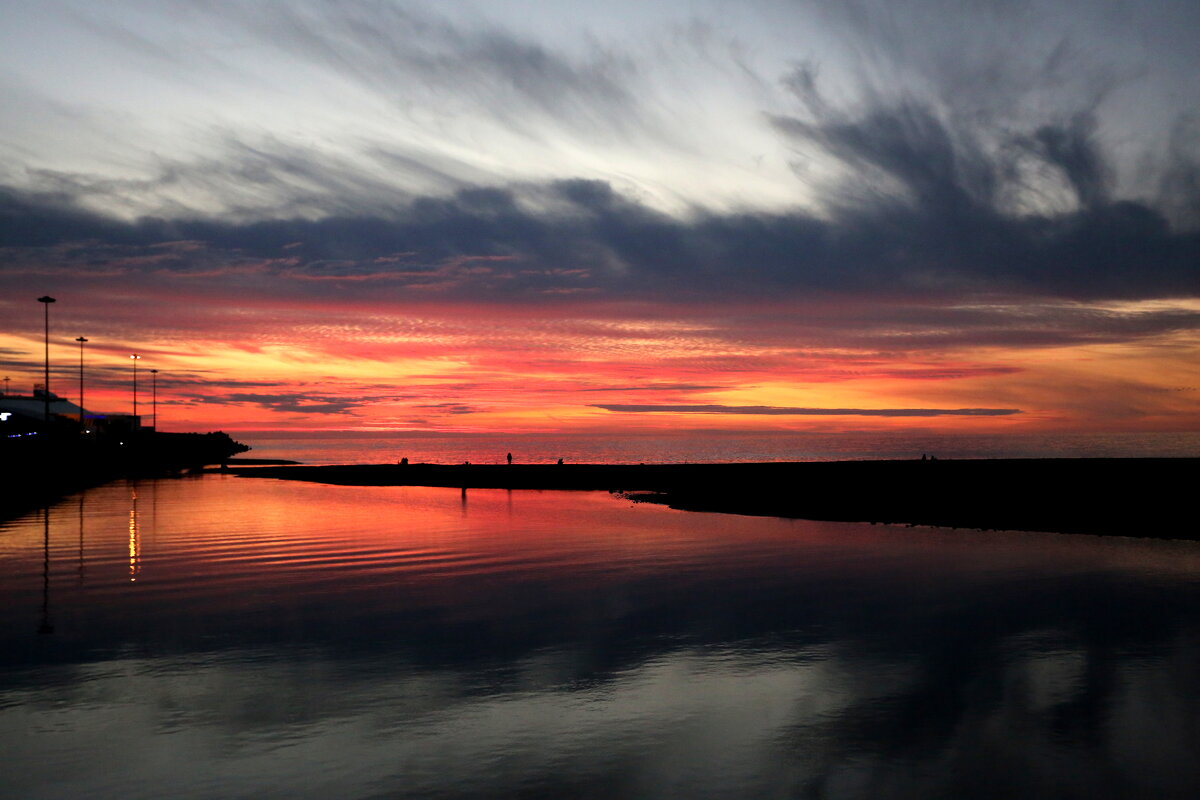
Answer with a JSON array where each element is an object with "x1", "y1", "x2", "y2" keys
[
  {"x1": 37, "y1": 296, "x2": 56, "y2": 425},
  {"x1": 75, "y1": 337, "x2": 88, "y2": 431},
  {"x1": 130, "y1": 354, "x2": 141, "y2": 423},
  {"x1": 149, "y1": 369, "x2": 158, "y2": 432}
]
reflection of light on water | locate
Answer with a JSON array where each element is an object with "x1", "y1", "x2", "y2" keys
[
  {"x1": 128, "y1": 487, "x2": 140, "y2": 582},
  {"x1": 78, "y1": 493, "x2": 86, "y2": 583}
]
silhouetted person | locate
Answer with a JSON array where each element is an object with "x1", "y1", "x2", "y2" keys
[
  {"x1": 506, "y1": 452, "x2": 512, "y2": 465},
  {"x1": 557, "y1": 457, "x2": 564, "y2": 465}
]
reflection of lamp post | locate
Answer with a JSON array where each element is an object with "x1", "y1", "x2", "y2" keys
[
  {"x1": 39, "y1": 506, "x2": 54, "y2": 635},
  {"x1": 130, "y1": 354, "x2": 141, "y2": 422},
  {"x1": 150, "y1": 369, "x2": 158, "y2": 431},
  {"x1": 75, "y1": 337, "x2": 88, "y2": 430},
  {"x1": 37, "y1": 296, "x2": 56, "y2": 424}
]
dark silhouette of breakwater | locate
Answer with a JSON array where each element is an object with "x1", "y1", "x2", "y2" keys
[
  {"x1": 2, "y1": 430, "x2": 249, "y2": 521},
  {"x1": 229, "y1": 458, "x2": 1199, "y2": 538}
]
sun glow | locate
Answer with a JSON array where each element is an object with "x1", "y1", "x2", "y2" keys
[{"x1": 4, "y1": 291, "x2": 1196, "y2": 436}]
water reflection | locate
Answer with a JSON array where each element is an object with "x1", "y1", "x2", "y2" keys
[
  {"x1": 2, "y1": 477, "x2": 1200, "y2": 799},
  {"x1": 77, "y1": 493, "x2": 85, "y2": 584},
  {"x1": 37, "y1": 506, "x2": 53, "y2": 635},
  {"x1": 127, "y1": 485, "x2": 140, "y2": 582}
]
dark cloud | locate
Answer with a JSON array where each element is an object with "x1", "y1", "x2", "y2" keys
[
  {"x1": 1160, "y1": 114, "x2": 1200, "y2": 229},
  {"x1": 3, "y1": 170, "x2": 1197, "y2": 305},
  {"x1": 593, "y1": 404, "x2": 1021, "y2": 417},
  {"x1": 413, "y1": 403, "x2": 477, "y2": 415},
  {"x1": 187, "y1": 392, "x2": 368, "y2": 415},
  {"x1": 1019, "y1": 112, "x2": 1110, "y2": 210},
  {"x1": 769, "y1": 99, "x2": 1199, "y2": 298},
  {"x1": 585, "y1": 384, "x2": 725, "y2": 393},
  {"x1": 161, "y1": 377, "x2": 292, "y2": 390},
  {"x1": 2, "y1": 1, "x2": 1198, "y2": 309},
  {"x1": 725, "y1": 303, "x2": 1200, "y2": 353}
]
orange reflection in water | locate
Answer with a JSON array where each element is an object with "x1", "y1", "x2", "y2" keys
[
  {"x1": 94, "y1": 476, "x2": 1200, "y2": 596},
  {"x1": 128, "y1": 486, "x2": 140, "y2": 582},
  {"x1": 8, "y1": 474, "x2": 1200, "y2": 612},
  {"x1": 5, "y1": 474, "x2": 1200, "y2": 648}
]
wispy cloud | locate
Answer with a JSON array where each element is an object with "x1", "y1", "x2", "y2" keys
[{"x1": 593, "y1": 404, "x2": 1022, "y2": 417}]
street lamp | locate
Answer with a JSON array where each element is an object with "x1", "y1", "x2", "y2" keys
[
  {"x1": 75, "y1": 337, "x2": 88, "y2": 431},
  {"x1": 130, "y1": 354, "x2": 141, "y2": 423},
  {"x1": 149, "y1": 369, "x2": 158, "y2": 432},
  {"x1": 37, "y1": 296, "x2": 56, "y2": 425}
]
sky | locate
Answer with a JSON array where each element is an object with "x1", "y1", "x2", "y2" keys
[{"x1": 2, "y1": 0, "x2": 1198, "y2": 436}]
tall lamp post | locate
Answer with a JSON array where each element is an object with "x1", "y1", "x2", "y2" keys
[
  {"x1": 37, "y1": 296, "x2": 56, "y2": 425},
  {"x1": 75, "y1": 337, "x2": 88, "y2": 431},
  {"x1": 149, "y1": 369, "x2": 158, "y2": 432},
  {"x1": 130, "y1": 354, "x2": 141, "y2": 424}
]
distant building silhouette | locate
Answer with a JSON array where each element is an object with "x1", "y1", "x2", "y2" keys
[{"x1": 0, "y1": 389, "x2": 140, "y2": 435}]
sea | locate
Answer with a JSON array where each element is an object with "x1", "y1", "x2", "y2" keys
[
  {"x1": 236, "y1": 429, "x2": 1200, "y2": 465},
  {"x1": 3, "y1": 468, "x2": 1200, "y2": 798}
]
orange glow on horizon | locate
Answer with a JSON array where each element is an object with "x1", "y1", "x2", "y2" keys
[{"x1": 2, "y1": 293, "x2": 1198, "y2": 436}]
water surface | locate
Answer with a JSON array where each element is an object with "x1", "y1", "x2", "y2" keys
[{"x1": 3, "y1": 476, "x2": 1199, "y2": 798}]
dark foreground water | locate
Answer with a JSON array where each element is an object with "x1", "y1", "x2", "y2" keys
[{"x1": 3, "y1": 476, "x2": 1200, "y2": 799}]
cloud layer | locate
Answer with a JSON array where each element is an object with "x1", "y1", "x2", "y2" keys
[
  {"x1": 2, "y1": 1, "x2": 1198, "y2": 433},
  {"x1": 3, "y1": 171, "x2": 1198, "y2": 306},
  {"x1": 594, "y1": 405, "x2": 1022, "y2": 417},
  {"x1": 2, "y1": 0, "x2": 1197, "y2": 307}
]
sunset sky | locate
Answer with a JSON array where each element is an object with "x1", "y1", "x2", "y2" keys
[{"x1": 2, "y1": 0, "x2": 1198, "y2": 435}]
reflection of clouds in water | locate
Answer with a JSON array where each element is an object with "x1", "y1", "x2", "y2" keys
[
  {"x1": 1015, "y1": 648, "x2": 1087, "y2": 713},
  {"x1": 1109, "y1": 631, "x2": 1200, "y2": 794},
  {"x1": 1004, "y1": 630, "x2": 1088, "y2": 712},
  {"x1": 0, "y1": 646, "x2": 912, "y2": 798},
  {"x1": 16, "y1": 637, "x2": 1197, "y2": 799},
  {"x1": 3, "y1": 635, "x2": 1200, "y2": 798},
  {"x1": 790, "y1": 633, "x2": 1200, "y2": 800}
]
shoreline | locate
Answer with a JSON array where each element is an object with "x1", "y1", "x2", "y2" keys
[{"x1": 228, "y1": 458, "x2": 1199, "y2": 538}]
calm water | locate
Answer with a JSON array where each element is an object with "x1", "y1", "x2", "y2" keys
[
  {"x1": 3, "y1": 476, "x2": 1200, "y2": 799},
  {"x1": 236, "y1": 430, "x2": 1200, "y2": 465}
]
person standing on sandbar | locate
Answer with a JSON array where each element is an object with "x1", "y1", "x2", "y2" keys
[{"x1": 506, "y1": 452, "x2": 512, "y2": 465}]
